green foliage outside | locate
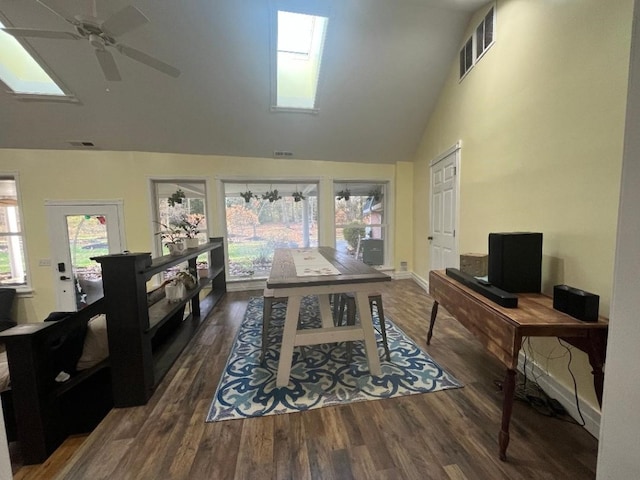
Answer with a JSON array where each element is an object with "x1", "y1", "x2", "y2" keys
[{"x1": 343, "y1": 223, "x2": 366, "y2": 250}]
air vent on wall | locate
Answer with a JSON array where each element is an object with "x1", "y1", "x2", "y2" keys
[
  {"x1": 68, "y1": 141, "x2": 96, "y2": 148},
  {"x1": 273, "y1": 150, "x2": 294, "y2": 158}
]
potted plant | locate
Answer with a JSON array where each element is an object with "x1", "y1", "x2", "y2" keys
[
  {"x1": 367, "y1": 187, "x2": 383, "y2": 202},
  {"x1": 168, "y1": 189, "x2": 186, "y2": 207},
  {"x1": 336, "y1": 188, "x2": 351, "y2": 201},
  {"x1": 154, "y1": 221, "x2": 185, "y2": 255},
  {"x1": 292, "y1": 190, "x2": 306, "y2": 202},
  {"x1": 240, "y1": 190, "x2": 255, "y2": 203},
  {"x1": 262, "y1": 188, "x2": 282, "y2": 203},
  {"x1": 179, "y1": 214, "x2": 203, "y2": 248}
]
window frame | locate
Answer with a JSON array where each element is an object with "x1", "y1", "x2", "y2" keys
[
  {"x1": 219, "y1": 178, "x2": 321, "y2": 281},
  {"x1": 459, "y1": 4, "x2": 496, "y2": 82},
  {"x1": 0, "y1": 15, "x2": 77, "y2": 102},
  {"x1": 0, "y1": 172, "x2": 32, "y2": 293},
  {"x1": 269, "y1": 5, "x2": 330, "y2": 114},
  {"x1": 149, "y1": 178, "x2": 211, "y2": 258},
  {"x1": 333, "y1": 180, "x2": 393, "y2": 269}
]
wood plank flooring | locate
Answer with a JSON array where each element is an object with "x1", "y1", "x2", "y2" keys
[{"x1": 13, "y1": 280, "x2": 599, "y2": 479}]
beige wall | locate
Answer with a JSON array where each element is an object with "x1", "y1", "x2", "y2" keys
[
  {"x1": 412, "y1": 0, "x2": 632, "y2": 408},
  {"x1": 0, "y1": 149, "x2": 412, "y2": 322}
]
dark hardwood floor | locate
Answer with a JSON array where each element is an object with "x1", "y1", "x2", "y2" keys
[{"x1": 14, "y1": 279, "x2": 598, "y2": 479}]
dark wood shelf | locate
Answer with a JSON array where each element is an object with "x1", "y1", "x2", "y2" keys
[
  {"x1": 94, "y1": 237, "x2": 226, "y2": 407},
  {"x1": 143, "y1": 241, "x2": 223, "y2": 279}
]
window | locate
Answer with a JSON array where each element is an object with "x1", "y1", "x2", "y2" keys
[
  {"x1": 0, "y1": 20, "x2": 67, "y2": 97},
  {"x1": 334, "y1": 182, "x2": 387, "y2": 266},
  {"x1": 459, "y1": 37, "x2": 473, "y2": 79},
  {"x1": 151, "y1": 180, "x2": 208, "y2": 256},
  {"x1": 459, "y1": 5, "x2": 495, "y2": 80},
  {"x1": 0, "y1": 176, "x2": 28, "y2": 287},
  {"x1": 273, "y1": 10, "x2": 328, "y2": 111},
  {"x1": 223, "y1": 182, "x2": 318, "y2": 280},
  {"x1": 475, "y1": 7, "x2": 495, "y2": 60}
]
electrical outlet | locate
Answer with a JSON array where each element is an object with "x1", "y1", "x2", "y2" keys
[
  {"x1": 39, "y1": 259, "x2": 52, "y2": 267},
  {"x1": 400, "y1": 261, "x2": 407, "y2": 272}
]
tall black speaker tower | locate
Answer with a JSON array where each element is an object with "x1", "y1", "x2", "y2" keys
[{"x1": 488, "y1": 232, "x2": 543, "y2": 293}]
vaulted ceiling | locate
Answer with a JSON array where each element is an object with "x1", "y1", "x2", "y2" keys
[{"x1": 0, "y1": 0, "x2": 488, "y2": 164}]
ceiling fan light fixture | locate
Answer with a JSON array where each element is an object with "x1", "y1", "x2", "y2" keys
[{"x1": 89, "y1": 33, "x2": 105, "y2": 50}]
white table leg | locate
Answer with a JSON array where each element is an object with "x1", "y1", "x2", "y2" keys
[
  {"x1": 276, "y1": 295, "x2": 302, "y2": 387},
  {"x1": 355, "y1": 291, "x2": 382, "y2": 376},
  {"x1": 318, "y1": 294, "x2": 334, "y2": 328}
]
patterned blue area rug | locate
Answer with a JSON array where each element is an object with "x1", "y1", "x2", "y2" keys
[{"x1": 206, "y1": 296, "x2": 462, "y2": 422}]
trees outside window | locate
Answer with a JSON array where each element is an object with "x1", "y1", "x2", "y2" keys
[{"x1": 224, "y1": 182, "x2": 318, "y2": 280}]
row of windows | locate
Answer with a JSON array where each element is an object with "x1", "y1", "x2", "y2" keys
[
  {"x1": 459, "y1": 6, "x2": 495, "y2": 79},
  {"x1": 2, "y1": 177, "x2": 390, "y2": 290}
]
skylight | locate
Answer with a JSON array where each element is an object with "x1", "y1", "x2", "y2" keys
[
  {"x1": 0, "y1": 20, "x2": 65, "y2": 96},
  {"x1": 274, "y1": 10, "x2": 328, "y2": 111}
]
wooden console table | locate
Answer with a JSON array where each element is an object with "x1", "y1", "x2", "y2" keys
[{"x1": 427, "y1": 270, "x2": 608, "y2": 461}]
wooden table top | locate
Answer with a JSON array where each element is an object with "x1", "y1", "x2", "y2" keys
[
  {"x1": 267, "y1": 247, "x2": 390, "y2": 289},
  {"x1": 430, "y1": 270, "x2": 608, "y2": 332}
]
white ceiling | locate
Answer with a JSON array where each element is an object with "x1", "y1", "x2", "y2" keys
[{"x1": 0, "y1": 0, "x2": 488, "y2": 164}]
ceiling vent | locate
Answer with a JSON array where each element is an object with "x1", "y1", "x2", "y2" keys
[
  {"x1": 273, "y1": 150, "x2": 293, "y2": 158},
  {"x1": 68, "y1": 141, "x2": 96, "y2": 148}
]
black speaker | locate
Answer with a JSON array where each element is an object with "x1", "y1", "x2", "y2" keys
[
  {"x1": 553, "y1": 285, "x2": 599, "y2": 322},
  {"x1": 488, "y1": 232, "x2": 542, "y2": 293}
]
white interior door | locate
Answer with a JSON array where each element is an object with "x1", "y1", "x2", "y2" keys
[
  {"x1": 429, "y1": 146, "x2": 459, "y2": 271},
  {"x1": 47, "y1": 203, "x2": 124, "y2": 311}
]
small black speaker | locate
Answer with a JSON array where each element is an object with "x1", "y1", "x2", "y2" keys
[
  {"x1": 553, "y1": 285, "x2": 599, "y2": 322},
  {"x1": 488, "y1": 232, "x2": 542, "y2": 293}
]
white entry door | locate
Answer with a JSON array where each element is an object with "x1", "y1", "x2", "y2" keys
[
  {"x1": 429, "y1": 145, "x2": 459, "y2": 271},
  {"x1": 47, "y1": 202, "x2": 125, "y2": 311}
]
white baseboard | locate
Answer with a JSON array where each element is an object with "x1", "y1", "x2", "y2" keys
[
  {"x1": 392, "y1": 271, "x2": 413, "y2": 280},
  {"x1": 412, "y1": 272, "x2": 429, "y2": 292},
  {"x1": 517, "y1": 352, "x2": 601, "y2": 438}
]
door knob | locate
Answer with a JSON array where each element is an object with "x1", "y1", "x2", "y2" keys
[
  {"x1": 428, "y1": 236, "x2": 433, "y2": 240},
  {"x1": 59, "y1": 275, "x2": 71, "y2": 280}
]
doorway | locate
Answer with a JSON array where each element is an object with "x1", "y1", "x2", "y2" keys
[
  {"x1": 46, "y1": 202, "x2": 125, "y2": 311},
  {"x1": 429, "y1": 143, "x2": 460, "y2": 271}
]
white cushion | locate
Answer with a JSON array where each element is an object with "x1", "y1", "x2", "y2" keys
[{"x1": 76, "y1": 314, "x2": 109, "y2": 371}]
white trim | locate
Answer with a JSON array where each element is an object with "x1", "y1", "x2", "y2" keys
[
  {"x1": 392, "y1": 271, "x2": 413, "y2": 280},
  {"x1": 430, "y1": 141, "x2": 462, "y2": 167},
  {"x1": 2, "y1": 172, "x2": 32, "y2": 290},
  {"x1": 429, "y1": 143, "x2": 461, "y2": 271},
  {"x1": 517, "y1": 351, "x2": 601, "y2": 439},
  {"x1": 146, "y1": 177, "x2": 213, "y2": 257},
  {"x1": 412, "y1": 272, "x2": 429, "y2": 292},
  {"x1": 43, "y1": 199, "x2": 126, "y2": 251}
]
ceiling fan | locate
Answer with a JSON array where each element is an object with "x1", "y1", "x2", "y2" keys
[{"x1": 1, "y1": 0, "x2": 180, "y2": 81}]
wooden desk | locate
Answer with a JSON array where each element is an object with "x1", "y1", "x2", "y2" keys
[
  {"x1": 427, "y1": 270, "x2": 608, "y2": 461},
  {"x1": 267, "y1": 247, "x2": 390, "y2": 387}
]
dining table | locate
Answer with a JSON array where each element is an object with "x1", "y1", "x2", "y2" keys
[{"x1": 266, "y1": 247, "x2": 391, "y2": 387}]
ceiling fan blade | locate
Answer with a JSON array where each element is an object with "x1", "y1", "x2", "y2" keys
[
  {"x1": 117, "y1": 44, "x2": 181, "y2": 78},
  {"x1": 101, "y1": 6, "x2": 149, "y2": 37},
  {"x1": 95, "y1": 49, "x2": 122, "y2": 81},
  {"x1": 1, "y1": 27, "x2": 81, "y2": 40},
  {"x1": 36, "y1": 0, "x2": 81, "y2": 26}
]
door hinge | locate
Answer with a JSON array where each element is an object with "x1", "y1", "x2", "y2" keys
[
  {"x1": 453, "y1": 166, "x2": 457, "y2": 176},
  {"x1": 453, "y1": 230, "x2": 456, "y2": 238}
]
